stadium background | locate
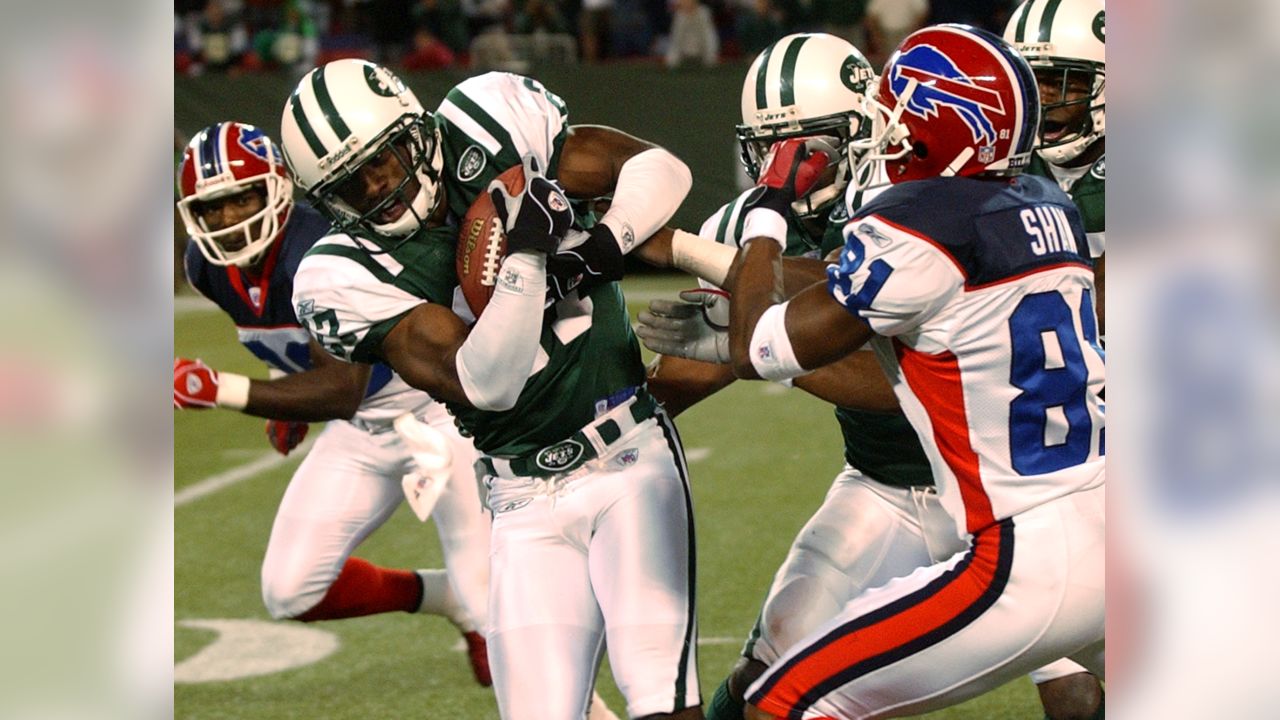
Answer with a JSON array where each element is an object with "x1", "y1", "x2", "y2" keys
[{"x1": 174, "y1": 64, "x2": 1041, "y2": 717}]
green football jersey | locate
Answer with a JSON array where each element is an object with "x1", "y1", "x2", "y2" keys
[
  {"x1": 700, "y1": 188, "x2": 933, "y2": 489},
  {"x1": 292, "y1": 73, "x2": 646, "y2": 457},
  {"x1": 1027, "y1": 151, "x2": 1105, "y2": 258},
  {"x1": 434, "y1": 72, "x2": 571, "y2": 221}
]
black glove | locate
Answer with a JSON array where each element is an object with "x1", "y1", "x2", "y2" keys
[
  {"x1": 488, "y1": 154, "x2": 574, "y2": 255},
  {"x1": 743, "y1": 138, "x2": 831, "y2": 215},
  {"x1": 545, "y1": 224, "x2": 625, "y2": 300}
]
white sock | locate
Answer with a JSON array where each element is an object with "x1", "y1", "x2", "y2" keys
[{"x1": 415, "y1": 569, "x2": 475, "y2": 631}]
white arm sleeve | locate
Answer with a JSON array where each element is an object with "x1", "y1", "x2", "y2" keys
[
  {"x1": 599, "y1": 148, "x2": 692, "y2": 253},
  {"x1": 455, "y1": 252, "x2": 548, "y2": 412}
]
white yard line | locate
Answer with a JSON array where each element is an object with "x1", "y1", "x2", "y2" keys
[
  {"x1": 175, "y1": 436, "x2": 315, "y2": 507},
  {"x1": 175, "y1": 294, "x2": 219, "y2": 315}
]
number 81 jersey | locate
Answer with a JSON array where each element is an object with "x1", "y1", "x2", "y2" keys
[{"x1": 827, "y1": 174, "x2": 1105, "y2": 538}]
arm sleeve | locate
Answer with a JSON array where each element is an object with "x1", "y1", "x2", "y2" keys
[
  {"x1": 291, "y1": 251, "x2": 424, "y2": 364},
  {"x1": 825, "y1": 215, "x2": 964, "y2": 337},
  {"x1": 598, "y1": 147, "x2": 693, "y2": 253},
  {"x1": 454, "y1": 252, "x2": 548, "y2": 411}
]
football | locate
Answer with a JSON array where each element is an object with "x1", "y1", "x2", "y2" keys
[{"x1": 456, "y1": 164, "x2": 525, "y2": 317}]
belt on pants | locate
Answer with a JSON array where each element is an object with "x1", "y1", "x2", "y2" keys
[{"x1": 479, "y1": 390, "x2": 657, "y2": 480}]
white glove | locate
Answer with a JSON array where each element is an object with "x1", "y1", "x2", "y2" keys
[
  {"x1": 635, "y1": 288, "x2": 731, "y2": 363},
  {"x1": 394, "y1": 413, "x2": 454, "y2": 522}
]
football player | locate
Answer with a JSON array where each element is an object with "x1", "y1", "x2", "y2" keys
[
  {"x1": 1007, "y1": 0, "x2": 1106, "y2": 336},
  {"x1": 639, "y1": 32, "x2": 1102, "y2": 720},
  {"x1": 718, "y1": 25, "x2": 1105, "y2": 718},
  {"x1": 280, "y1": 61, "x2": 701, "y2": 720},
  {"x1": 174, "y1": 121, "x2": 492, "y2": 686}
]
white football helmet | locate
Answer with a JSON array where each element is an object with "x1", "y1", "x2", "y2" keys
[
  {"x1": 737, "y1": 33, "x2": 876, "y2": 220},
  {"x1": 280, "y1": 59, "x2": 443, "y2": 238},
  {"x1": 1004, "y1": 0, "x2": 1105, "y2": 165}
]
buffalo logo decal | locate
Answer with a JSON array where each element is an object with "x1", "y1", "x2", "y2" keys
[{"x1": 891, "y1": 44, "x2": 1006, "y2": 147}]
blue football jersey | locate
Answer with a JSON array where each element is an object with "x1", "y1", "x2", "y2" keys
[{"x1": 183, "y1": 202, "x2": 395, "y2": 397}]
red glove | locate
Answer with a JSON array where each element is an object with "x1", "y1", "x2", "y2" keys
[
  {"x1": 174, "y1": 357, "x2": 219, "y2": 409},
  {"x1": 266, "y1": 420, "x2": 309, "y2": 456},
  {"x1": 750, "y1": 138, "x2": 831, "y2": 215}
]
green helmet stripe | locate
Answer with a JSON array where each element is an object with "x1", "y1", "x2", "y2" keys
[
  {"x1": 289, "y1": 87, "x2": 327, "y2": 158},
  {"x1": 1037, "y1": 0, "x2": 1066, "y2": 42},
  {"x1": 311, "y1": 66, "x2": 352, "y2": 143},
  {"x1": 1013, "y1": 0, "x2": 1036, "y2": 42},
  {"x1": 754, "y1": 43, "x2": 776, "y2": 110},
  {"x1": 778, "y1": 35, "x2": 810, "y2": 107}
]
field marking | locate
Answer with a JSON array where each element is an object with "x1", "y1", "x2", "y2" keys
[
  {"x1": 684, "y1": 447, "x2": 712, "y2": 463},
  {"x1": 176, "y1": 618, "x2": 340, "y2": 683},
  {"x1": 175, "y1": 436, "x2": 315, "y2": 508},
  {"x1": 175, "y1": 295, "x2": 219, "y2": 315}
]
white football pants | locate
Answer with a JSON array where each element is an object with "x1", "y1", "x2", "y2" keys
[
  {"x1": 746, "y1": 482, "x2": 1105, "y2": 719},
  {"x1": 259, "y1": 402, "x2": 491, "y2": 629},
  {"x1": 484, "y1": 413, "x2": 699, "y2": 720}
]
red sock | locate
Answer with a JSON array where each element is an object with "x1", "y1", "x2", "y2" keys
[{"x1": 296, "y1": 558, "x2": 423, "y2": 622}]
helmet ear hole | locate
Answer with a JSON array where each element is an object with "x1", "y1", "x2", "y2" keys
[{"x1": 912, "y1": 142, "x2": 928, "y2": 160}]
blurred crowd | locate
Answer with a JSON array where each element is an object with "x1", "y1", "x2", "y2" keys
[{"x1": 175, "y1": 0, "x2": 1019, "y2": 74}]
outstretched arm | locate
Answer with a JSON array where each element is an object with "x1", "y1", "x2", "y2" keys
[
  {"x1": 727, "y1": 241, "x2": 874, "y2": 380},
  {"x1": 241, "y1": 339, "x2": 372, "y2": 421}
]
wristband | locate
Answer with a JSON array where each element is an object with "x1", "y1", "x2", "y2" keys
[
  {"x1": 748, "y1": 302, "x2": 810, "y2": 382},
  {"x1": 741, "y1": 208, "x2": 788, "y2": 251},
  {"x1": 670, "y1": 229, "x2": 737, "y2": 287},
  {"x1": 216, "y1": 372, "x2": 251, "y2": 411}
]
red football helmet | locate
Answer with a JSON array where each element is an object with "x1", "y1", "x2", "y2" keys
[
  {"x1": 852, "y1": 24, "x2": 1040, "y2": 186},
  {"x1": 177, "y1": 122, "x2": 294, "y2": 267}
]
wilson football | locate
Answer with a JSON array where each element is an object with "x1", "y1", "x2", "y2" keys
[{"x1": 456, "y1": 164, "x2": 525, "y2": 317}]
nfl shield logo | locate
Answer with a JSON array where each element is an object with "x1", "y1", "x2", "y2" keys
[
  {"x1": 978, "y1": 145, "x2": 995, "y2": 164},
  {"x1": 616, "y1": 449, "x2": 639, "y2": 467}
]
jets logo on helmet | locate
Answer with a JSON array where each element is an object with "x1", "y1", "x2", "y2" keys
[
  {"x1": 177, "y1": 121, "x2": 294, "y2": 268},
  {"x1": 892, "y1": 45, "x2": 1006, "y2": 147},
  {"x1": 736, "y1": 33, "x2": 877, "y2": 222}
]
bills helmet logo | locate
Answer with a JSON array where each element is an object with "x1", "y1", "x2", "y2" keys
[
  {"x1": 891, "y1": 44, "x2": 1005, "y2": 147},
  {"x1": 236, "y1": 125, "x2": 282, "y2": 164}
]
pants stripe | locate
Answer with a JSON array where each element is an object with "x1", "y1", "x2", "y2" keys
[
  {"x1": 657, "y1": 411, "x2": 699, "y2": 711},
  {"x1": 750, "y1": 519, "x2": 1015, "y2": 718}
]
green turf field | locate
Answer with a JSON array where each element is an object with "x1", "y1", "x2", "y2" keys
[{"x1": 175, "y1": 273, "x2": 1040, "y2": 719}]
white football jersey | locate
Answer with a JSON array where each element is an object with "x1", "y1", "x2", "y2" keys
[{"x1": 828, "y1": 173, "x2": 1105, "y2": 537}]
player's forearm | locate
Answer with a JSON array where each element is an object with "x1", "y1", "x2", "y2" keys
[
  {"x1": 792, "y1": 352, "x2": 899, "y2": 411},
  {"x1": 242, "y1": 368, "x2": 369, "y2": 422},
  {"x1": 782, "y1": 257, "x2": 830, "y2": 297},
  {"x1": 597, "y1": 148, "x2": 692, "y2": 254},
  {"x1": 454, "y1": 252, "x2": 547, "y2": 411},
  {"x1": 645, "y1": 354, "x2": 737, "y2": 418},
  {"x1": 727, "y1": 240, "x2": 786, "y2": 379}
]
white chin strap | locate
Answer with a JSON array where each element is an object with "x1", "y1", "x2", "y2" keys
[{"x1": 372, "y1": 173, "x2": 438, "y2": 237}]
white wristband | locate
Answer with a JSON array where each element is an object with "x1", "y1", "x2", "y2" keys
[
  {"x1": 741, "y1": 208, "x2": 788, "y2": 251},
  {"x1": 748, "y1": 302, "x2": 810, "y2": 382},
  {"x1": 671, "y1": 229, "x2": 737, "y2": 287},
  {"x1": 216, "y1": 372, "x2": 251, "y2": 411}
]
